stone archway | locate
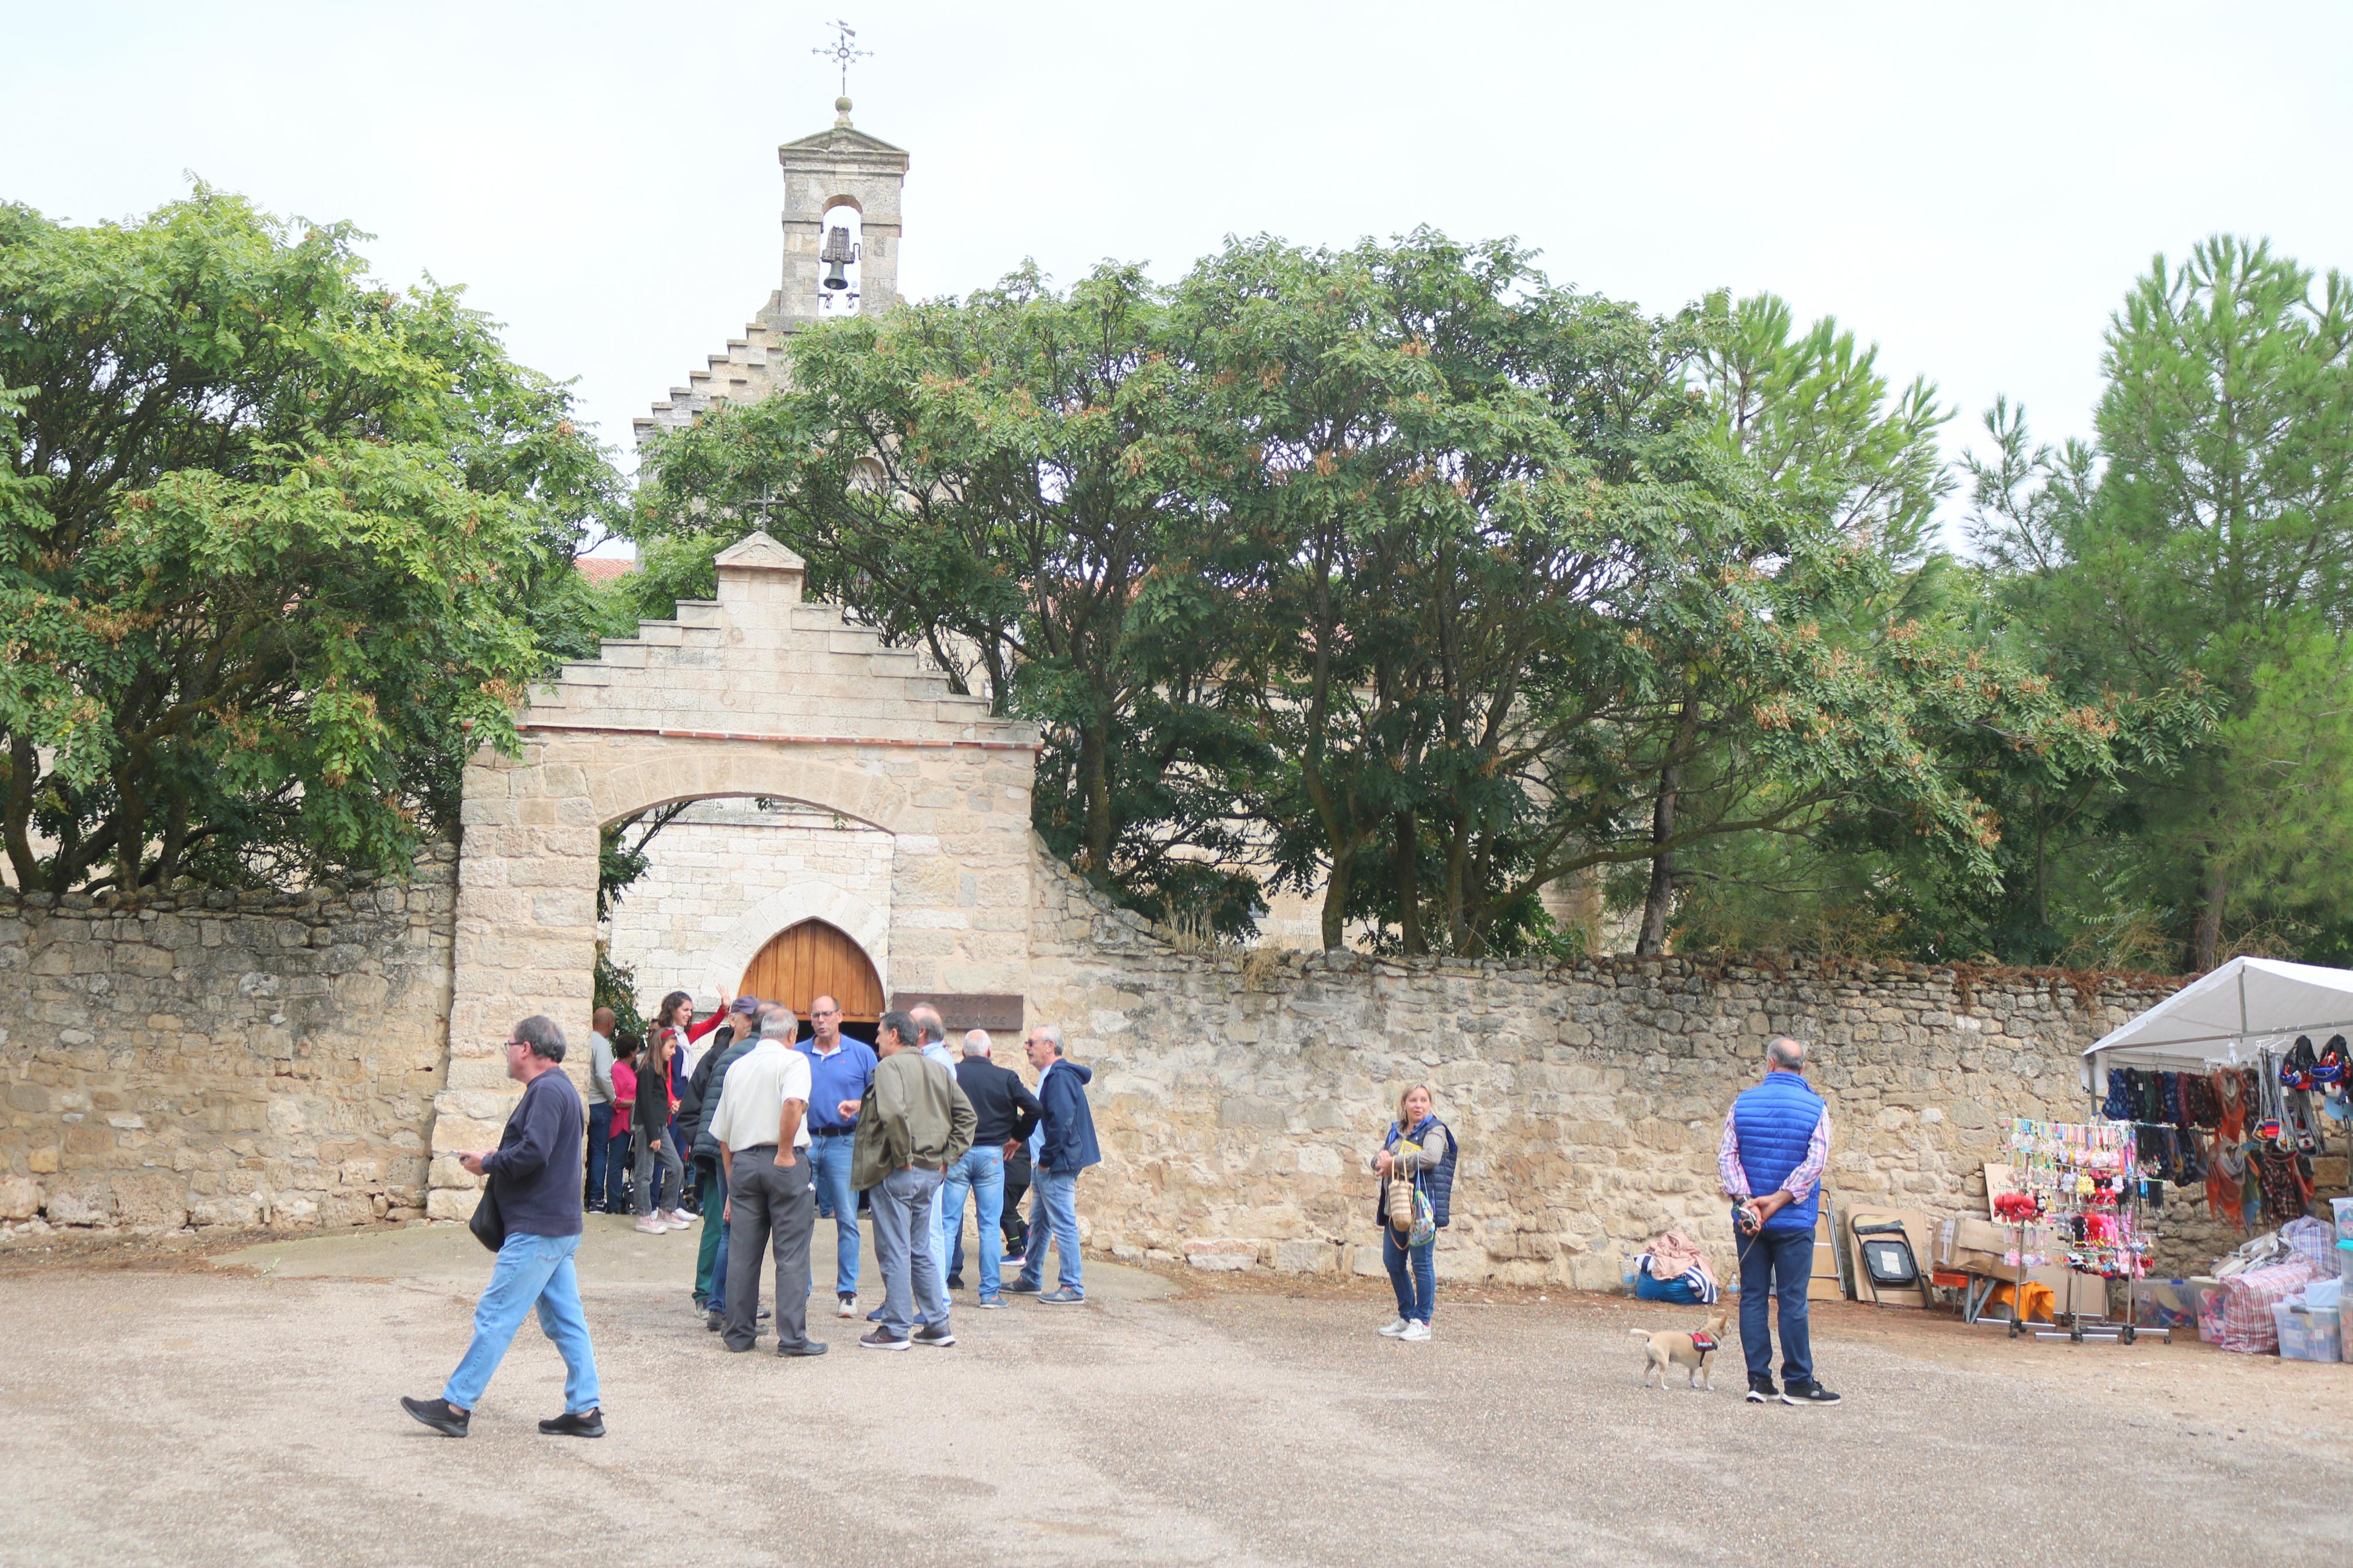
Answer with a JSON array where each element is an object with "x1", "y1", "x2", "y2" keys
[{"x1": 425, "y1": 533, "x2": 1039, "y2": 1216}]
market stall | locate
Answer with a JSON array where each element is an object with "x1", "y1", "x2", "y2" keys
[{"x1": 2079, "y1": 957, "x2": 2353, "y2": 1358}]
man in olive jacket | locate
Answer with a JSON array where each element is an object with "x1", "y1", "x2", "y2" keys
[{"x1": 840, "y1": 1009, "x2": 975, "y2": 1350}]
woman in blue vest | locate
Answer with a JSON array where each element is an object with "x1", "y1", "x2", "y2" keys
[
  {"x1": 1720, "y1": 1037, "x2": 1841, "y2": 1405},
  {"x1": 1369, "y1": 1084, "x2": 1456, "y2": 1343}
]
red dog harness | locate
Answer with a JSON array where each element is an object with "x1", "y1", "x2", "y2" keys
[{"x1": 1688, "y1": 1331, "x2": 1719, "y2": 1354}]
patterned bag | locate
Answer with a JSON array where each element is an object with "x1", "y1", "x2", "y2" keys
[{"x1": 1408, "y1": 1178, "x2": 1438, "y2": 1249}]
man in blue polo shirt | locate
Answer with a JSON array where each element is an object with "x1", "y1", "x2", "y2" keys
[
  {"x1": 1720, "y1": 1036, "x2": 1841, "y2": 1407},
  {"x1": 798, "y1": 994, "x2": 877, "y2": 1320}
]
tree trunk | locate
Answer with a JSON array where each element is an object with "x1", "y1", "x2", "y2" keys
[
  {"x1": 2192, "y1": 856, "x2": 2228, "y2": 971},
  {"x1": 1319, "y1": 843, "x2": 1353, "y2": 951},
  {"x1": 1079, "y1": 718, "x2": 1114, "y2": 877},
  {"x1": 1393, "y1": 809, "x2": 1422, "y2": 955},
  {"x1": 1635, "y1": 770, "x2": 1678, "y2": 957}
]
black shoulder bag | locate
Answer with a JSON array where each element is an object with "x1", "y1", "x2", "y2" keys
[{"x1": 468, "y1": 1169, "x2": 507, "y2": 1253}]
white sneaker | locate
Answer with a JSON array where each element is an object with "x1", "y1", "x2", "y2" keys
[
  {"x1": 1400, "y1": 1320, "x2": 1432, "y2": 1342},
  {"x1": 1378, "y1": 1317, "x2": 1410, "y2": 1337},
  {"x1": 633, "y1": 1217, "x2": 667, "y2": 1235},
  {"x1": 666, "y1": 1211, "x2": 694, "y2": 1229},
  {"x1": 836, "y1": 1294, "x2": 858, "y2": 1318}
]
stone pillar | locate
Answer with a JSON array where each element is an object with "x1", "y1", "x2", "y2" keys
[{"x1": 425, "y1": 745, "x2": 600, "y2": 1218}]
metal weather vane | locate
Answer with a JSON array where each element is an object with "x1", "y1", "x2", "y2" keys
[{"x1": 814, "y1": 20, "x2": 871, "y2": 97}]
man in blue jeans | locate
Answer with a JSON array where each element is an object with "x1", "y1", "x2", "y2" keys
[
  {"x1": 798, "y1": 994, "x2": 877, "y2": 1320},
  {"x1": 1720, "y1": 1036, "x2": 1841, "y2": 1407},
  {"x1": 942, "y1": 1028, "x2": 1039, "y2": 1305},
  {"x1": 1006, "y1": 1022, "x2": 1098, "y2": 1304},
  {"x1": 403, "y1": 1015, "x2": 603, "y2": 1438}
]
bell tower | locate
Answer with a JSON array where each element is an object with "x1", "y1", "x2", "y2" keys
[
  {"x1": 634, "y1": 98, "x2": 911, "y2": 445},
  {"x1": 767, "y1": 97, "x2": 910, "y2": 329}
]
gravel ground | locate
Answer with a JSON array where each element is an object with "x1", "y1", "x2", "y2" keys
[{"x1": 1, "y1": 1218, "x2": 2348, "y2": 1567}]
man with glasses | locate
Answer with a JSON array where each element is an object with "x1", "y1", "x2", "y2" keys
[
  {"x1": 403, "y1": 1016, "x2": 603, "y2": 1438},
  {"x1": 797, "y1": 994, "x2": 877, "y2": 1319}
]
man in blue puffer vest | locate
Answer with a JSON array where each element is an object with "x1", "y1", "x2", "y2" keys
[{"x1": 1719, "y1": 1036, "x2": 1842, "y2": 1406}]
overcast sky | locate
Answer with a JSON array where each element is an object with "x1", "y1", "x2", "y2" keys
[{"x1": 8, "y1": 2, "x2": 2349, "y2": 553}]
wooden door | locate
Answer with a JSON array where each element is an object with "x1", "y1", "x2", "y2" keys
[{"x1": 737, "y1": 919, "x2": 883, "y2": 1025}]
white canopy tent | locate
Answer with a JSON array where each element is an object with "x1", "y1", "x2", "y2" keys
[{"x1": 2082, "y1": 957, "x2": 2353, "y2": 1081}]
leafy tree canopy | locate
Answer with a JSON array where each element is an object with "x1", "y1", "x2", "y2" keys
[{"x1": 1, "y1": 187, "x2": 620, "y2": 895}]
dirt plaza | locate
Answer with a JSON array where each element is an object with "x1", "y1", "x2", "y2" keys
[{"x1": 1, "y1": 1223, "x2": 2348, "y2": 1568}]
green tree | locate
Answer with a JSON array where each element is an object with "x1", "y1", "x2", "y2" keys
[
  {"x1": 634, "y1": 262, "x2": 1273, "y2": 932},
  {"x1": 0, "y1": 188, "x2": 619, "y2": 894},
  {"x1": 1973, "y1": 237, "x2": 2353, "y2": 968}
]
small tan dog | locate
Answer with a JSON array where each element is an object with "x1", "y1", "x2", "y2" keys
[{"x1": 1630, "y1": 1309, "x2": 1731, "y2": 1391}]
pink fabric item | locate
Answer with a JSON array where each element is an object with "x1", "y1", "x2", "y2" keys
[
  {"x1": 1644, "y1": 1229, "x2": 1719, "y2": 1293},
  {"x1": 2213, "y1": 1259, "x2": 2321, "y2": 1353}
]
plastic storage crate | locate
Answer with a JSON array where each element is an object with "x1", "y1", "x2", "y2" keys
[{"x1": 2271, "y1": 1302, "x2": 2342, "y2": 1363}]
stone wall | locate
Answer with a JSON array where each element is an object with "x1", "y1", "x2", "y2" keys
[
  {"x1": 0, "y1": 851, "x2": 457, "y2": 1233},
  {"x1": 1023, "y1": 851, "x2": 2262, "y2": 1285}
]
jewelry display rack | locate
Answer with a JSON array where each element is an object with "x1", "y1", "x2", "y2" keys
[{"x1": 2000, "y1": 1118, "x2": 2170, "y2": 1345}]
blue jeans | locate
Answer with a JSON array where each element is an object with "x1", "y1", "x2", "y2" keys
[
  {"x1": 443, "y1": 1231, "x2": 600, "y2": 1414},
  {"x1": 584, "y1": 1101, "x2": 613, "y2": 1210},
  {"x1": 1383, "y1": 1227, "x2": 1435, "y2": 1323},
  {"x1": 808, "y1": 1135, "x2": 860, "y2": 1296},
  {"x1": 709, "y1": 1221, "x2": 731, "y2": 1316},
  {"x1": 1016, "y1": 1168, "x2": 1082, "y2": 1293},
  {"x1": 1737, "y1": 1224, "x2": 1814, "y2": 1387},
  {"x1": 869, "y1": 1165, "x2": 948, "y2": 1338},
  {"x1": 939, "y1": 1146, "x2": 1006, "y2": 1297},
  {"x1": 603, "y1": 1128, "x2": 631, "y2": 1213}
]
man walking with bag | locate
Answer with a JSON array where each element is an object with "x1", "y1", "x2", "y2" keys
[
  {"x1": 1721, "y1": 1036, "x2": 1841, "y2": 1406},
  {"x1": 402, "y1": 1015, "x2": 603, "y2": 1438}
]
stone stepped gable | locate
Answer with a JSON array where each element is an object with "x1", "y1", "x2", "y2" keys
[
  {"x1": 521, "y1": 530, "x2": 1008, "y2": 746},
  {"x1": 630, "y1": 319, "x2": 789, "y2": 446}
]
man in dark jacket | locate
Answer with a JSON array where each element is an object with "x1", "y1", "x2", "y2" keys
[
  {"x1": 941, "y1": 1029, "x2": 1039, "y2": 1304},
  {"x1": 690, "y1": 1016, "x2": 766, "y2": 1321},
  {"x1": 402, "y1": 1016, "x2": 602, "y2": 1439},
  {"x1": 1007, "y1": 1023, "x2": 1099, "y2": 1304}
]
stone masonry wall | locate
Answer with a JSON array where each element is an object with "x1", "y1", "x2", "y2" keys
[
  {"x1": 0, "y1": 851, "x2": 457, "y2": 1234},
  {"x1": 1022, "y1": 849, "x2": 2264, "y2": 1285}
]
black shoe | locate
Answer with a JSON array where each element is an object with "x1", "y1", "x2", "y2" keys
[
  {"x1": 777, "y1": 1339, "x2": 830, "y2": 1358},
  {"x1": 859, "y1": 1328, "x2": 910, "y2": 1351},
  {"x1": 911, "y1": 1322, "x2": 957, "y2": 1347},
  {"x1": 1003, "y1": 1279, "x2": 1044, "y2": 1295},
  {"x1": 757, "y1": 1307, "x2": 772, "y2": 1322},
  {"x1": 1781, "y1": 1381, "x2": 1842, "y2": 1406},
  {"x1": 946, "y1": 1274, "x2": 965, "y2": 1290},
  {"x1": 538, "y1": 1408, "x2": 605, "y2": 1438},
  {"x1": 1745, "y1": 1377, "x2": 1778, "y2": 1404},
  {"x1": 706, "y1": 1309, "x2": 722, "y2": 1332},
  {"x1": 400, "y1": 1396, "x2": 469, "y2": 1437}
]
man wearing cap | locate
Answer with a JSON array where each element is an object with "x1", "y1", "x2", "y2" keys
[{"x1": 798, "y1": 994, "x2": 878, "y2": 1319}]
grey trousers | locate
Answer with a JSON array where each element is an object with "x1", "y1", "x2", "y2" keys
[
  {"x1": 724, "y1": 1145, "x2": 814, "y2": 1353},
  {"x1": 632, "y1": 1122, "x2": 683, "y2": 1216}
]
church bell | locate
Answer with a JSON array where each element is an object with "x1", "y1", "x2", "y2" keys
[{"x1": 820, "y1": 224, "x2": 856, "y2": 290}]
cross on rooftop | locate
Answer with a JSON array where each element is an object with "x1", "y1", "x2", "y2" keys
[{"x1": 814, "y1": 20, "x2": 871, "y2": 97}]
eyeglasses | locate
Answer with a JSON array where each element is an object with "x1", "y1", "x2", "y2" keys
[{"x1": 813, "y1": 1008, "x2": 840, "y2": 1018}]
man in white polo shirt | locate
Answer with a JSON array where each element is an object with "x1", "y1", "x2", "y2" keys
[{"x1": 708, "y1": 1006, "x2": 824, "y2": 1358}]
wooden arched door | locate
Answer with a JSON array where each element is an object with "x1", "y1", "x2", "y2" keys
[{"x1": 737, "y1": 919, "x2": 883, "y2": 1027}]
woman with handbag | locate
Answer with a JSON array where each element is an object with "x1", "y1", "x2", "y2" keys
[{"x1": 1369, "y1": 1083, "x2": 1456, "y2": 1342}]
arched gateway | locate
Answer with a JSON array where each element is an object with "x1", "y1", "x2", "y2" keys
[{"x1": 424, "y1": 534, "x2": 1039, "y2": 1217}]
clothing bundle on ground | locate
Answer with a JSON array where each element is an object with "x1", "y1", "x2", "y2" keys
[
  {"x1": 2198, "y1": 1216, "x2": 2348, "y2": 1356},
  {"x1": 1634, "y1": 1229, "x2": 1720, "y2": 1304}
]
